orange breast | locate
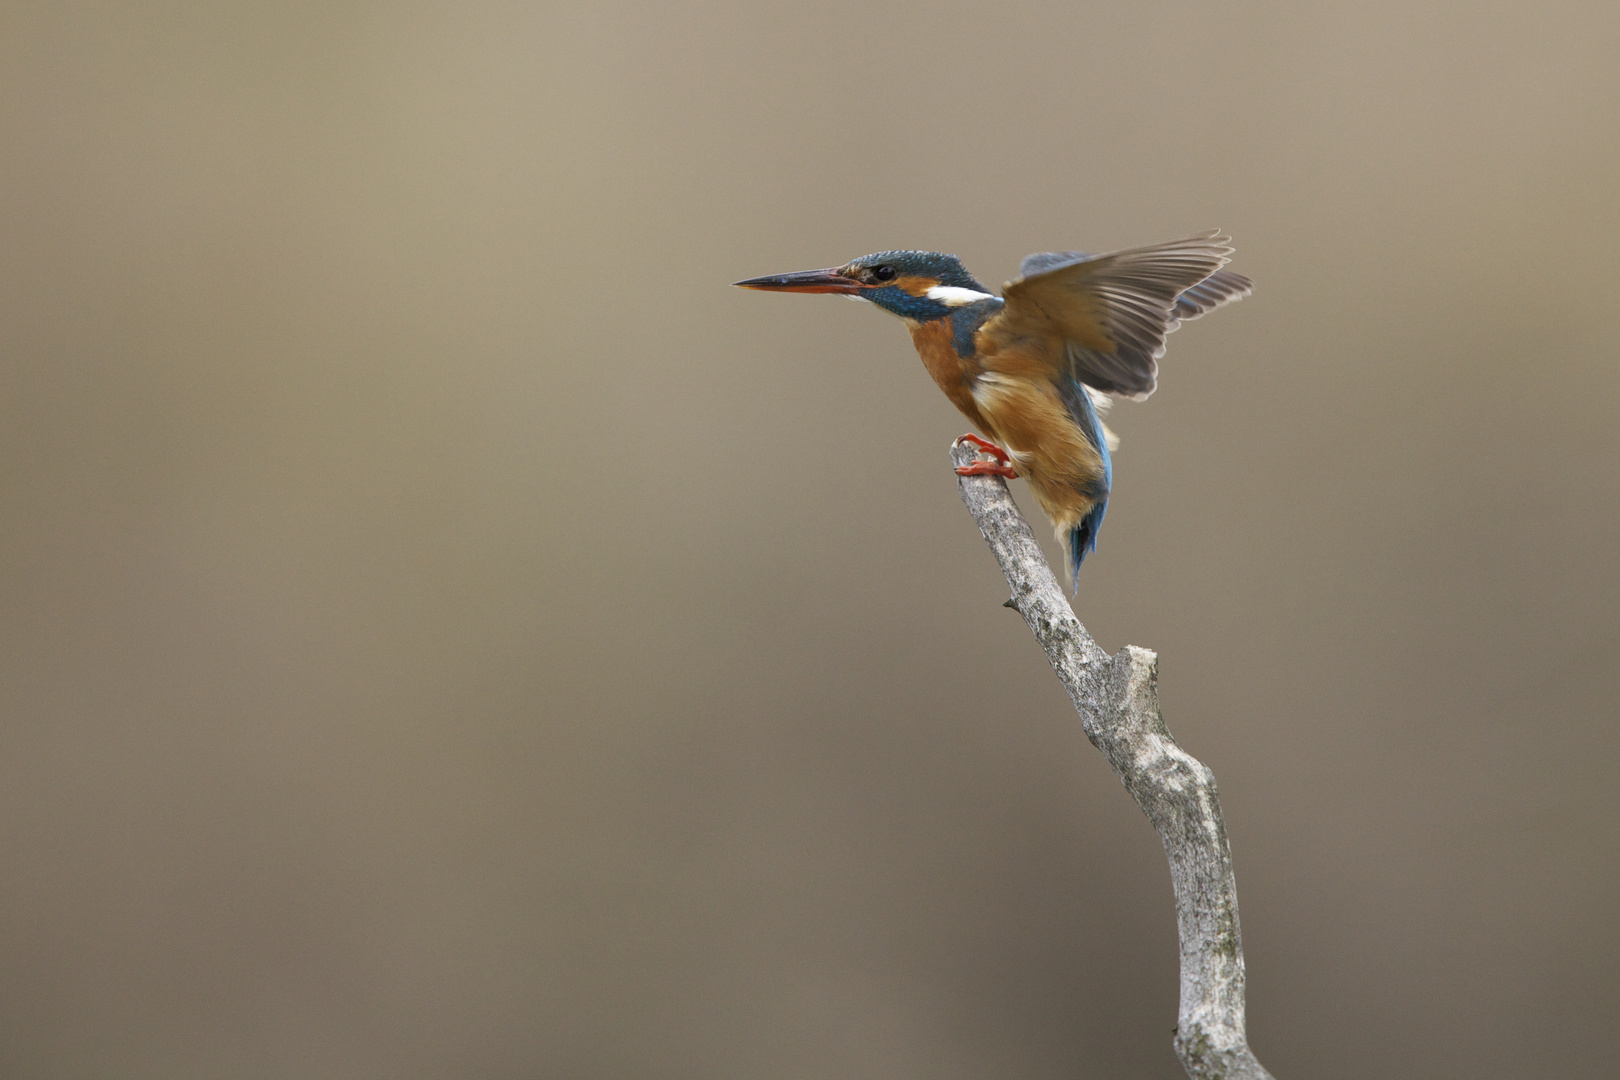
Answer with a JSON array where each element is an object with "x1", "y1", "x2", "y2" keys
[
  {"x1": 964, "y1": 329, "x2": 1108, "y2": 537},
  {"x1": 908, "y1": 319, "x2": 989, "y2": 431},
  {"x1": 906, "y1": 320, "x2": 1107, "y2": 537}
]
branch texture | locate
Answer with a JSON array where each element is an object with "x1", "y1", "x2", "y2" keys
[{"x1": 950, "y1": 438, "x2": 1274, "y2": 1080}]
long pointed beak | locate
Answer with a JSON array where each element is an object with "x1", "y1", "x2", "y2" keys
[{"x1": 732, "y1": 267, "x2": 863, "y2": 294}]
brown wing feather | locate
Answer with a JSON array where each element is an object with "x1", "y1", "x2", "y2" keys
[
  {"x1": 1172, "y1": 268, "x2": 1253, "y2": 321},
  {"x1": 986, "y1": 230, "x2": 1242, "y2": 400}
]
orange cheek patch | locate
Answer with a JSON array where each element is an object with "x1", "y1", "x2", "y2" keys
[{"x1": 894, "y1": 274, "x2": 937, "y2": 297}]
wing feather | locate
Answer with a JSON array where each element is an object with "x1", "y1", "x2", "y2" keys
[
  {"x1": 1172, "y1": 268, "x2": 1253, "y2": 321},
  {"x1": 992, "y1": 230, "x2": 1245, "y2": 400}
]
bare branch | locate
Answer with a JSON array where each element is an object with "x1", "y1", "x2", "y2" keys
[{"x1": 950, "y1": 438, "x2": 1275, "y2": 1080}]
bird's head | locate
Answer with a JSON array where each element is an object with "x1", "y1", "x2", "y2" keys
[{"x1": 734, "y1": 250, "x2": 997, "y2": 323}]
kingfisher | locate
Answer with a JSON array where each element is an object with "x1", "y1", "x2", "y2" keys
[{"x1": 734, "y1": 230, "x2": 1250, "y2": 588}]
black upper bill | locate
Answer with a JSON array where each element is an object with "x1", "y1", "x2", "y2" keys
[{"x1": 732, "y1": 267, "x2": 862, "y2": 294}]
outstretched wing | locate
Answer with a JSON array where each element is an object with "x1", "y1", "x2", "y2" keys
[{"x1": 990, "y1": 230, "x2": 1244, "y2": 400}]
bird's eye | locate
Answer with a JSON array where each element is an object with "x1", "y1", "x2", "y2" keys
[{"x1": 872, "y1": 265, "x2": 898, "y2": 282}]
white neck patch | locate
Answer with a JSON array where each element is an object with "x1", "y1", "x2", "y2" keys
[{"x1": 925, "y1": 284, "x2": 998, "y2": 306}]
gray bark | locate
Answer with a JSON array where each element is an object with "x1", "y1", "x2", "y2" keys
[{"x1": 949, "y1": 438, "x2": 1275, "y2": 1080}]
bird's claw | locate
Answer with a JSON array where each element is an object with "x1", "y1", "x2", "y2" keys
[{"x1": 954, "y1": 434, "x2": 1018, "y2": 478}]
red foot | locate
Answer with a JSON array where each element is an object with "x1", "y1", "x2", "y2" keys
[
  {"x1": 956, "y1": 460, "x2": 1019, "y2": 478},
  {"x1": 953, "y1": 433, "x2": 1018, "y2": 478}
]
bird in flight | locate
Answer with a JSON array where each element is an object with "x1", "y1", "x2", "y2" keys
[{"x1": 735, "y1": 231, "x2": 1250, "y2": 588}]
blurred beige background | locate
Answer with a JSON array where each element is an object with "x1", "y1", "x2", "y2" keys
[{"x1": 2, "y1": 3, "x2": 1617, "y2": 1077}]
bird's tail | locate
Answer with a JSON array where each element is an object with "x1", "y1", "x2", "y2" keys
[{"x1": 1064, "y1": 498, "x2": 1108, "y2": 593}]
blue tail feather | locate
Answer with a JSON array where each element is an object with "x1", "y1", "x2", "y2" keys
[{"x1": 1067, "y1": 499, "x2": 1108, "y2": 591}]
